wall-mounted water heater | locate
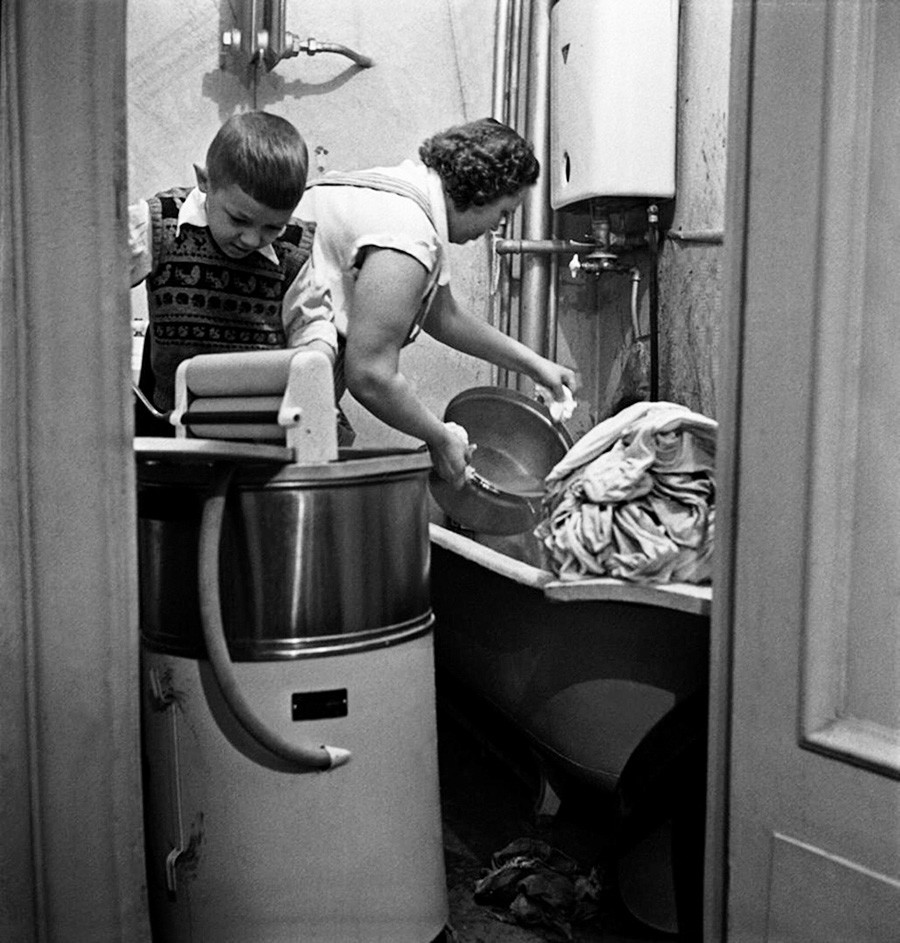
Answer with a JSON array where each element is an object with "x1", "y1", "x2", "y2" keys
[{"x1": 550, "y1": 0, "x2": 680, "y2": 211}]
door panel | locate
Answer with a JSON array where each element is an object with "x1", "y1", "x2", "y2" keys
[
  {"x1": 797, "y1": 0, "x2": 900, "y2": 785},
  {"x1": 718, "y1": 1, "x2": 900, "y2": 938},
  {"x1": 766, "y1": 834, "x2": 900, "y2": 941}
]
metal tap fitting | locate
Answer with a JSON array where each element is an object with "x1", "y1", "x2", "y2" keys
[{"x1": 568, "y1": 251, "x2": 628, "y2": 278}]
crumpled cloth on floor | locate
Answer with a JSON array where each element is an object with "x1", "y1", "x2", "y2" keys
[
  {"x1": 535, "y1": 401, "x2": 717, "y2": 584},
  {"x1": 473, "y1": 838, "x2": 602, "y2": 940}
]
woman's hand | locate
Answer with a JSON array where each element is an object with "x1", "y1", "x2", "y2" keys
[
  {"x1": 428, "y1": 422, "x2": 472, "y2": 490},
  {"x1": 532, "y1": 359, "x2": 579, "y2": 402}
]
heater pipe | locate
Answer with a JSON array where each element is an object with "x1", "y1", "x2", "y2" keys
[
  {"x1": 648, "y1": 205, "x2": 661, "y2": 400},
  {"x1": 630, "y1": 266, "x2": 642, "y2": 339},
  {"x1": 493, "y1": 0, "x2": 525, "y2": 387},
  {"x1": 490, "y1": 0, "x2": 512, "y2": 357},
  {"x1": 491, "y1": 0, "x2": 512, "y2": 123},
  {"x1": 517, "y1": 0, "x2": 554, "y2": 390},
  {"x1": 508, "y1": 0, "x2": 526, "y2": 138},
  {"x1": 495, "y1": 238, "x2": 590, "y2": 255}
]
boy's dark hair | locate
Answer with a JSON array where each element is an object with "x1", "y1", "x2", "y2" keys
[
  {"x1": 418, "y1": 117, "x2": 539, "y2": 211},
  {"x1": 206, "y1": 112, "x2": 309, "y2": 210}
]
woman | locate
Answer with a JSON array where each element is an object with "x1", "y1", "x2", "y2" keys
[{"x1": 290, "y1": 117, "x2": 578, "y2": 488}]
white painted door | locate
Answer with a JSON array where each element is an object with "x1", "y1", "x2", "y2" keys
[{"x1": 713, "y1": 1, "x2": 900, "y2": 939}]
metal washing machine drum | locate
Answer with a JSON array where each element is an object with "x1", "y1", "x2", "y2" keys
[{"x1": 137, "y1": 444, "x2": 448, "y2": 943}]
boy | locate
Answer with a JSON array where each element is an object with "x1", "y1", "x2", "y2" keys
[{"x1": 129, "y1": 111, "x2": 336, "y2": 434}]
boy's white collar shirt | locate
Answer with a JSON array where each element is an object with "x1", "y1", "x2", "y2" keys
[{"x1": 176, "y1": 187, "x2": 280, "y2": 264}]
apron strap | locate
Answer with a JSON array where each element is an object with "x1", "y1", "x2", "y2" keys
[
  {"x1": 307, "y1": 171, "x2": 436, "y2": 228},
  {"x1": 307, "y1": 170, "x2": 442, "y2": 345}
]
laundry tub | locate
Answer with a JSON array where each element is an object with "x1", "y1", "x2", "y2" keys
[
  {"x1": 429, "y1": 522, "x2": 710, "y2": 934},
  {"x1": 138, "y1": 445, "x2": 448, "y2": 943},
  {"x1": 429, "y1": 523, "x2": 710, "y2": 796}
]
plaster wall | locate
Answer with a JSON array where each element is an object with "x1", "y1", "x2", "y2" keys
[{"x1": 660, "y1": 0, "x2": 732, "y2": 417}]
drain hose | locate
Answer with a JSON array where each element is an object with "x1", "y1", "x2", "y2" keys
[{"x1": 197, "y1": 463, "x2": 351, "y2": 772}]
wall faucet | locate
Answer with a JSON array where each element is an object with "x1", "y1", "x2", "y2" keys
[
  {"x1": 221, "y1": 0, "x2": 373, "y2": 74},
  {"x1": 277, "y1": 35, "x2": 373, "y2": 70}
]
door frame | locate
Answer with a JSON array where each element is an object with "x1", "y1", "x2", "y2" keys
[{"x1": 0, "y1": 3, "x2": 150, "y2": 939}]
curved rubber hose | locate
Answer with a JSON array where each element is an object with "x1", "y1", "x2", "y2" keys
[{"x1": 197, "y1": 463, "x2": 351, "y2": 772}]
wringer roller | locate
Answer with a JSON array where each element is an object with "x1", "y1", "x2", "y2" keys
[{"x1": 137, "y1": 347, "x2": 339, "y2": 462}]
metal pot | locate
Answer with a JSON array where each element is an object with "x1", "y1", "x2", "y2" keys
[{"x1": 429, "y1": 386, "x2": 573, "y2": 536}]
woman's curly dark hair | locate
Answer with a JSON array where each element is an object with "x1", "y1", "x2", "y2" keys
[{"x1": 419, "y1": 118, "x2": 539, "y2": 211}]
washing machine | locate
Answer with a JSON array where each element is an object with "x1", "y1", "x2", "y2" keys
[{"x1": 136, "y1": 349, "x2": 448, "y2": 942}]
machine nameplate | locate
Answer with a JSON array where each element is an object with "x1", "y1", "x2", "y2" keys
[{"x1": 291, "y1": 689, "x2": 349, "y2": 720}]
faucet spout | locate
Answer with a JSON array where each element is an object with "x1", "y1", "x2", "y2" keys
[{"x1": 284, "y1": 34, "x2": 374, "y2": 69}]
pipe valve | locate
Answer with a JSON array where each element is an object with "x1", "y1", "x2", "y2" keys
[{"x1": 568, "y1": 251, "x2": 627, "y2": 278}]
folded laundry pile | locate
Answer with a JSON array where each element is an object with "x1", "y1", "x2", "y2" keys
[
  {"x1": 473, "y1": 837, "x2": 602, "y2": 940},
  {"x1": 536, "y1": 401, "x2": 717, "y2": 584}
]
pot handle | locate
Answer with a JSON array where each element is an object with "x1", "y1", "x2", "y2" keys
[{"x1": 197, "y1": 463, "x2": 351, "y2": 772}]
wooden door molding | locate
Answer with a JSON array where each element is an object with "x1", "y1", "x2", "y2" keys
[
  {"x1": 717, "y1": 0, "x2": 900, "y2": 938},
  {"x1": 799, "y1": 0, "x2": 900, "y2": 781}
]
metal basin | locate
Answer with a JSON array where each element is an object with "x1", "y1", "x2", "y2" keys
[
  {"x1": 137, "y1": 447, "x2": 433, "y2": 659},
  {"x1": 429, "y1": 386, "x2": 572, "y2": 535}
]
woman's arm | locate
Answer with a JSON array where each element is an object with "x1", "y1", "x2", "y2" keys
[
  {"x1": 281, "y1": 260, "x2": 338, "y2": 363},
  {"x1": 424, "y1": 286, "x2": 579, "y2": 399},
  {"x1": 344, "y1": 248, "x2": 471, "y2": 487}
]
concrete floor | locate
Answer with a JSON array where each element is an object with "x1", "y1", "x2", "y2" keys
[{"x1": 436, "y1": 693, "x2": 678, "y2": 943}]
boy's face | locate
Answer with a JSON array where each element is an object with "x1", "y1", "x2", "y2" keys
[{"x1": 195, "y1": 166, "x2": 294, "y2": 260}]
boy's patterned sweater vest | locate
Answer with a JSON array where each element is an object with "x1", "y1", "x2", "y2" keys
[{"x1": 143, "y1": 187, "x2": 315, "y2": 411}]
